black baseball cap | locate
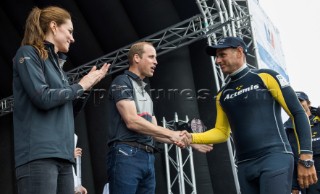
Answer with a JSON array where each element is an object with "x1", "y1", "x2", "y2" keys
[
  {"x1": 295, "y1": 91, "x2": 309, "y2": 102},
  {"x1": 206, "y1": 37, "x2": 248, "y2": 56}
]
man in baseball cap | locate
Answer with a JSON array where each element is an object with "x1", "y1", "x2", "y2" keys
[
  {"x1": 285, "y1": 91, "x2": 320, "y2": 194},
  {"x1": 185, "y1": 36, "x2": 318, "y2": 193},
  {"x1": 206, "y1": 36, "x2": 248, "y2": 56}
]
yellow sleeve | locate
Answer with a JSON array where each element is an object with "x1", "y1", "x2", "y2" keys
[
  {"x1": 191, "y1": 92, "x2": 230, "y2": 144},
  {"x1": 258, "y1": 73, "x2": 291, "y2": 116},
  {"x1": 258, "y1": 72, "x2": 310, "y2": 154}
]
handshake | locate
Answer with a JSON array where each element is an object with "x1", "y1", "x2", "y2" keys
[
  {"x1": 170, "y1": 130, "x2": 192, "y2": 148},
  {"x1": 168, "y1": 130, "x2": 213, "y2": 153}
]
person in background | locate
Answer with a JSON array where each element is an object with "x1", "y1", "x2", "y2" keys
[
  {"x1": 13, "y1": 6, "x2": 109, "y2": 194},
  {"x1": 106, "y1": 41, "x2": 212, "y2": 194},
  {"x1": 73, "y1": 134, "x2": 88, "y2": 194},
  {"x1": 182, "y1": 36, "x2": 317, "y2": 194},
  {"x1": 285, "y1": 91, "x2": 320, "y2": 194},
  {"x1": 74, "y1": 147, "x2": 87, "y2": 194}
]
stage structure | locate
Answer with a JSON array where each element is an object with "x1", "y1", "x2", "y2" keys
[
  {"x1": 0, "y1": 0, "x2": 257, "y2": 117},
  {"x1": 162, "y1": 113, "x2": 197, "y2": 194},
  {"x1": 0, "y1": 0, "x2": 275, "y2": 193}
]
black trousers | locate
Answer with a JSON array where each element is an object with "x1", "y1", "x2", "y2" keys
[{"x1": 237, "y1": 153, "x2": 294, "y2": 194}]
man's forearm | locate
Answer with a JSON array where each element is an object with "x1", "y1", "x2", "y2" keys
[{"x1": 126, "y1": 115, "x2": 174, "y2": 139}]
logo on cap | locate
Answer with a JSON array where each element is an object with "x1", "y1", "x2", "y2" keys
[
  {"x1": 218, "y1": 38, "x2": 227, "y2": 45},
  {"x1": 206, "y1": 36, "x2": 248, "y2": 56}
]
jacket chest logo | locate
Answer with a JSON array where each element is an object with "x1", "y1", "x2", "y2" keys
[{"x1": 223, "y1": 84, "x2": 260, "y2": 101}]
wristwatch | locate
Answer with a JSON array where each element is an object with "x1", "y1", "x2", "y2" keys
[{"x1": 298, "y1": 159, "x2": 314, "y2": 168}]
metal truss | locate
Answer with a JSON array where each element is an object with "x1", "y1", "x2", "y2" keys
[
  {"x1": 162, "y1": 113, "x2": 197, "y2": 194},
  {"x1": 0, "y1": 0, "x2": 257, "y2": 123},
  {"x1": 0, "y1": 13, "x2": 229, "y2": 117},
  {"x1": 0, "y1": 96, "x2": 14, "y2": 117},
  {"x1": 196, "y1": 0, "x2": 258, "y2": 87}
]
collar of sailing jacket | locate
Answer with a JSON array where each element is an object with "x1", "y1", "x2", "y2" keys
[
  {"x1": 229, "y1": 65, "x2": 250, "y2": 81},
  {"x1": 124, "y1": 70, "x2": 147, "y2": 88},
  {"x1": 44, "y1": 41, "x2": 68, "y2": 64}
]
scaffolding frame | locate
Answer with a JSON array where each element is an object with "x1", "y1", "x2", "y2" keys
[
  {"x1": 0, "y1": 0, "x2": 257, "y2": 118},
  {"x1": 0, "y1": 14, "x2": 224, "y2": 117},
  {"x1": 162, "y1": 113, "x2": 197, "y2": 194}
]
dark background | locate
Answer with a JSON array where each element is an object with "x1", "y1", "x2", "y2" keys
[{"x1": 0, "y1": 0, "x2": 237, "y2": 193}]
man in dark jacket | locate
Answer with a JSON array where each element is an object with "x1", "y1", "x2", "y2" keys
[{"x1": 285, "y1": 91, "x2": 320, "y2": 194}]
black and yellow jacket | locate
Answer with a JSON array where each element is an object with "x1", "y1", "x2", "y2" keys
[
  {"x1": 192, "y1": 65, "x2": 312, "y2": 162},
  {"x1": 285, "y1": 114, "x2": 320, "y2": 157}
]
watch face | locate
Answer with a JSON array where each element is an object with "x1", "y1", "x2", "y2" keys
[
  {"x1": 307, "y1": 160, "x2": 314, "y2": 167},
  {"x1": 299, "y1": 159, "x2": 314, "y2": 168},
  {"x1": 305, "y1": 161, "x2": 311, "y2": 168}
]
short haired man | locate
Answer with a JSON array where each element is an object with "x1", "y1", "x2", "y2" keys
[
  {"x1": 184, "y1": 36, "x2": 317, "y2": 194},
  {"x1": 106, "y1": 42, "x2": 212, "y2": 194}
]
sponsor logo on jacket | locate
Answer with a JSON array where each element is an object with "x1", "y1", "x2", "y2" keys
[{"x1": 224, "y1": 84, "x2": 259, "y2": 100}]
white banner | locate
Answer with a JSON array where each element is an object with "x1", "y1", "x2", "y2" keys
[{"x1": 248, "y1": 0, "x2": 289, "y2": 81}]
